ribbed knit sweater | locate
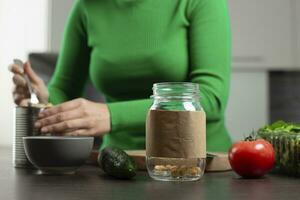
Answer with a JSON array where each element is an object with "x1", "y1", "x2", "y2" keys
[{"x1": 48, "y1": 0, "x2": 232, "y2": 152}]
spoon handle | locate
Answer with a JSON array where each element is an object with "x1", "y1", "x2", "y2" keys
[{"x1": 13, "y1": 59, "x2": 35, "y2": 95}]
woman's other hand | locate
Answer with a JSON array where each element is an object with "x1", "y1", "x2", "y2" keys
[
  {"x1": 8, "y1": 62, "x2": 49, "y2": 106},
  {"x1": 35, "y1": 98, "x2": 111, "y2": 136}
]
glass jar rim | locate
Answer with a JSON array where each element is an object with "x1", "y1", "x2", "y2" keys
[
  {"x1": 152, "y1": 82, "x2": 200, "y2": 99},
  {"x1": 153, "y1": 82, "x2": 199, "y2": 89}
]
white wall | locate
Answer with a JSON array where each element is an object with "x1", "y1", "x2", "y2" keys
[
  {"x1": 0, "y1": 0, "x2": 48, "y2": 146},
  {"x1": 226, "y1": 71, "x2": 268, "y2": 141},
  {"x1": 229, "y1": 0, "x2": 295, "y2": 69},
  {"x1": 295, "y1": 0, "x2": 300, "y2": 67},
  {"x1": 49, "y1": 0, "x2": 74, "y2": 51}
]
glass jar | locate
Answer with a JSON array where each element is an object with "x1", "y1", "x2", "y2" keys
[{"x1": 146, "y1": 82, "x2": 206, "y2": 181}]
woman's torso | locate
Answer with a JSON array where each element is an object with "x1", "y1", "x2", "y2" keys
[
  {"x1": 50, "y1": 0, "x2": 232, "y2": 151},
  {"x1": 85, "y1": 0, "x2": 191, "y2": 101}
]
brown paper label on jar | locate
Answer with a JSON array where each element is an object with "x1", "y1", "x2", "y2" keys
[{"x1": 146, "y1": 110, "x2": 206, "y2": 158}]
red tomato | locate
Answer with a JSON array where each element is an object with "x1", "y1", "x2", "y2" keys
[{"x1": 228, "y1": 139, "x2": 275, "y2": 178}]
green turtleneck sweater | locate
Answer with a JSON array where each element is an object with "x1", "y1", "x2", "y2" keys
[{"x1": 48, "y1": 0, "x2": 232, "y2": 152}]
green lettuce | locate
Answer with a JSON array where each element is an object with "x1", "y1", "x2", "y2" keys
[{"x1": 258, "y1": 120, "x2": 300, "y2": 133}]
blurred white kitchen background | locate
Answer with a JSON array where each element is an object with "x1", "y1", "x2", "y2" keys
[{"x1": 1, "y1": 0, "x2": 300, "y2": 146}]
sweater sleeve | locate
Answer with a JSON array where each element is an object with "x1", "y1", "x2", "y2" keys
[
  {"x1": 48, "y1": 0, "x2": 91, "y2": 104},
  {"x1": 107, "y1": 99, "x2": 152, "y2": 133},
  {"x1": 188, "y1": 0, "x2": 231, "y2": 121},
  {"x1": 107, "y1": 0, "x2": 231, "y2": 133}
]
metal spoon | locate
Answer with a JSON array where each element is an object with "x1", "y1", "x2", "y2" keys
[{"x1": 13, "y1": 59, "x2": 39, "y2": 105}]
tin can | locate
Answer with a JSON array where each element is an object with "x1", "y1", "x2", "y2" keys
[{"x1": 13, "y1": 106, "x2": 41, "y2": 168}]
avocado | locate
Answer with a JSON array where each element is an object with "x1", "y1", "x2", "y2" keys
[{"x1": 98, "y1": 147, "x2": 137, "y2": 179}]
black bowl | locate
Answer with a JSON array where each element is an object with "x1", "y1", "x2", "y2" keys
[{"x1": 23, "y1": 136, "x2": 94, "y2": 175}]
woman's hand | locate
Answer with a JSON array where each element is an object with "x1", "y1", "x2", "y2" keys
[
  {"x1": 35, "y1": 98, "x2": 111, "y2": 136},
  {"x1": 8, "y1": 62, "x2": 49, "y2": 106}
]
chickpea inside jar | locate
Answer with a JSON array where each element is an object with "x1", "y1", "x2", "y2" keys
[{"x1": 146, "y1": 82, "x2": 206, "y2": 181}]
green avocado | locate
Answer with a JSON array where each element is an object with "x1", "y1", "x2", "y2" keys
[{"x1": 98, "y1": 147, "x2": 137, "y2": 179}]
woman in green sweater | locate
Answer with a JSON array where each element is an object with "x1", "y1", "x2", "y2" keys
[{"x1": 9, "y1": 0, "x2": 232, "y2": 152}]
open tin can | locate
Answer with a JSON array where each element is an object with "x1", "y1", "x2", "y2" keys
[{"x1": 13, "y1": 106, "x2": 42, "y2": 168}]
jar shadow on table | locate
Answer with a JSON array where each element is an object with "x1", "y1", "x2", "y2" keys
[
  {"x1": 233, "y1": 176, "x2": 268, "y2": 180},
  {"x1": 97, "y1": 170, "x2": 150, "y2": 182}
]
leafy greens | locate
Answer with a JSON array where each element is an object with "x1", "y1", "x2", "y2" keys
[{"x1": 258, "y1": 120, "x2": 300, "y2": 133}]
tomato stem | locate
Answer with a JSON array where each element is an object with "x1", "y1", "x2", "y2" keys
[{"x1": 244, "y1": 131, "x2": 257, "y2": 141}]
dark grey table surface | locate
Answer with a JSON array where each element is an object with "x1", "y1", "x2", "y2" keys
[{"x1": 1, "y1": 147, "x2": 300, "y2": 200}]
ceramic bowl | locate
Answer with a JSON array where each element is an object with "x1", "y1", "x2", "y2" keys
[{"x1": 23, "y1": 136, "x2": 94, "y2": 175}]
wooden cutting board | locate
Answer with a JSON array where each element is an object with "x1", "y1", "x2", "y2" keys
[{"x1": 88, "y1": 150, "x2": 231, "y2": 172}]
